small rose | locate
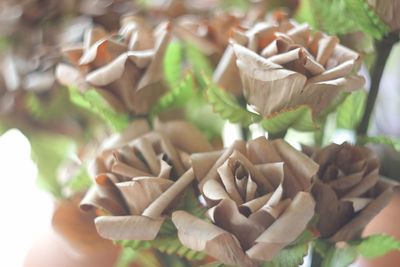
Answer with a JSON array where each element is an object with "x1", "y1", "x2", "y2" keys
[
  {"x1": 80, "y1": 119, "x2": 212, "y2": 241},
  {"x1": 57, "y1": 16, "x2": 171, "y2": 115},
  {"x1": 172, "y1": 137, "x2": 318, "y2": 267},
  {"x1": 214, "y1": 18, "x2": 365, "y2": 115},
  {"x1": 309, "y1": 143, "x2": 398, "y2": 241}
]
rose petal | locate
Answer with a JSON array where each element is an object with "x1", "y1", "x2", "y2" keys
[
  {"x1": 331, "y1": 180, "x2": 398, "y2": 241},
  {"x1": 233, "y1": 43, "x2": 307, "y2": 116},
  {"x1": 154, "y1": 120, "x2": 213, "y2": 153},
  {"x1": 95, "y1": 215, "x2": 165, "y2": 240},
  {"x1": 172, "y1": 211, "x2": 254, "y2": 267},
  {"x1": 116, "y1": 178, "x2": 174, "y2": 215},
  {"x1": 142, "y1": 168, "x2": 195, "y2": 218},
  {"x1": 246, "y1": 192, "x2": 315, "y2": 261}
]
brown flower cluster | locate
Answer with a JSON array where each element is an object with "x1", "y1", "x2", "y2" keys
[
  {"x1": 57, "y1": 16, "x2": 172, "y2": 115},
  {"x1": 172, "y1": 137, "x2": 318, "y2": 267},
  {"x1": 308, "y1": 143, "x2": 398, "y2": 241},
  {"x1": 80, "y1": 119, "x2": 212, "y2": 241},
  {"x1": 214, "y1": 18, "x2": 365, "y2": 117}
]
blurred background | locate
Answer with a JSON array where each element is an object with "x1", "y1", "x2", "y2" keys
[{"x1": 1, "y1": 0, "x2": 399, "y2": 266}]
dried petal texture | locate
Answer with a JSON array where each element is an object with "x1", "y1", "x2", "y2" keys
[
  {"x1": 310, "y1": 143, "x2": 398, "y2": 241},
  {"x1": 57, "y1": 16, "x2": 172, "y2": 115},
  {"x1": 81, "y1": 120, "x2": 211, "y2": 240},
  {"x1": 214, "y1": 18, "x2": 365, "y2": 117},
  {"x1": 173, "y1": 137, "x2": 317, "y2": 266}
]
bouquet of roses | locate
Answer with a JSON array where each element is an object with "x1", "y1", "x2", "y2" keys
[{"x1": 3, "y1": 1, "x2": 400, "y2": 267}]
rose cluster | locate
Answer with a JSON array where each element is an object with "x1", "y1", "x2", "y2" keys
[{"x1": 80, "y1": 126, "x2": 397, "y2": 266}]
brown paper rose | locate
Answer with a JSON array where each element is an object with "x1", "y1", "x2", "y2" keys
[
  {"x1": 80, "y1": 119, "x2": 212, "y2": 241},
  {"x1": 367, "y1": 0, "x2": 400, "y2": 32},
  {"x1": 172, "y1": 137, "x2": 318, "y2": 267},
  {"x1": 214, "y1": 18, "x2": 365, "y2": 116},
  {"x1": 57, "y1": 16, "x2": 171, "y2": 115},
  {"x1": 309, "y1": 143, "x2": 398, "y2": 242}
]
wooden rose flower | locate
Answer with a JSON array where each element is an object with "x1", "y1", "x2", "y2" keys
[
  {"x1": 57, "y1": 15, "x2": 171, "y2": 115},
  {"x1": 214, "y1": 18, "x2": 365, "y2": 116},
  {"x1": 309, "y1": 143, "x2": 398, "y2": 241},
  {"x1": 172, "y1": 137, "x2": 319, "y2": 267},
  {"x1": 80, "y1": 119, "x2": 212, "y2": 241}
]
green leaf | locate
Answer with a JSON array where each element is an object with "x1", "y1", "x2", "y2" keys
[
  {"x1": 186, "y1": 95, "x2": 225, "y2": 140},
  {"x1": 291, "y1": 230, "x2": 316, "y2": 247},
  {"x1": 151, "y1": 74, "x2": 194, "y2": 116},
  {"x1": 29, "y1": 132, "x2": 76, "y2": 198},
  {"x1": 115, "y1": 248, "x2": 140, "y2": 267},
  {"x1": 117, "y1": 239, "x2": 151, "y2": 251},
  {"x1": 185, "y1": 43, "x2": 213, "y2": 77},
  {"x1": 119, "y1": 236, "x2": 206, "y2": 262},
  {"x1": 313, "y1": 239, "x2": 332, "y2": 258},
  {"x1": 260, "y1": 105, "x2": 317, "y2": 134},
  {"x1": 353, "y1": 234, "x2": 400, "y2": 259},
  {"x1": 163, "y1": 42, "x2": 183, "y2": 87},
  {"x1": 300, "y1": 0, "x2": 356, "y2": 35},
  {"x1": 297, "y1": 0, "x2": 389, "y2": 39},
  {"x1": 207, "y1": 82, "x2": 262, "y2": 127},
  {"x1": 177, "y1": 187, "x2": 208, "y2": 219},
  {"x1": 346, "y1": 0, "x2": 390, "y2": 39},
  {"x1": 263, "y1": 242, "x2": 309, "y2": 267},
  {"x1": 151, "y1": 236, "x2": 206, "y2": 261},
  {"x1": 358, "y1": 135, "x2": 400, "y2": 151},
  {"x1": 336, "y1": 90, "x2": 367, "y2": 129},
  {"x1": 321, "y1": 246, "x2": 358, "y2": 267},
  {"x1": 68, "y1": 87, "x2": 129, "y2": 132},
  {"x1": 115, "y1": 246, "x2": 161, "y2": 267}
]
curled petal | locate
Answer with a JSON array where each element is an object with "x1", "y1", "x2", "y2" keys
[
  {"x1": 246, "y1": 192, "x2": 315, "y2": 261},
  {"x1": 172, "y1": 211, "x2": 255, "y2": 267}
]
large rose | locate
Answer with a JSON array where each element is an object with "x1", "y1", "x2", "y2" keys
[
  {"x1": 57, "y1": 16, "x2": 171, "y2": 115},
  {"x1": 172, "y1": 137, "x2": 318, "y2": 267},
  {"x1": 214, "y1": 18, "x2": 365, "y2": 116},
  {"x1": 80, "y1": 119, "x2": 212, "y2": 241},
  {"x1": 308, "y1": 143, "x2": 398, "y2": 241}
]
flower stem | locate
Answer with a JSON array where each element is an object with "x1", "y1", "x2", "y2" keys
[
  {"x1": 311, "y1": 249, "x2": 323, "y2": 267},
  {"x1": 356, "y1": 33, "x2": 399, "y2": 137}
]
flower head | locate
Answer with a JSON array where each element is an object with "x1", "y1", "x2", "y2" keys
[
  {"x1": 309, "y1": 143, "x2": 397, "y2": 241},
  {"x1": 57, "y1": 16, "x2": 172, "y2": 115},
  {"x1": 80, "y1": 120, "x2": 212, "y2": 241},
  {"x1": 214, "y1": 18, "x2": 365, "y2": 116},
  {"x1": 172, "y1": 137, "x2": 318, "y2": 267}
]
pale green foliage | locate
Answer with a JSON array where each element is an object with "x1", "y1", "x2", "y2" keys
[
  {"x1": 336, "y1": 90, "x2": 367, "y2": 129},
  {"x1": 207, "y1": 83, "x2": 262, "y2": 127},
  {"x1": 358, "y1": 135, "x2": 400, "y2": 151},
  {"x1": 68, "y1": 87, "x2": 129, "y2": 132},
  {"x1": 260, "y1": 106, "x2": 317, "y2": 134}
]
